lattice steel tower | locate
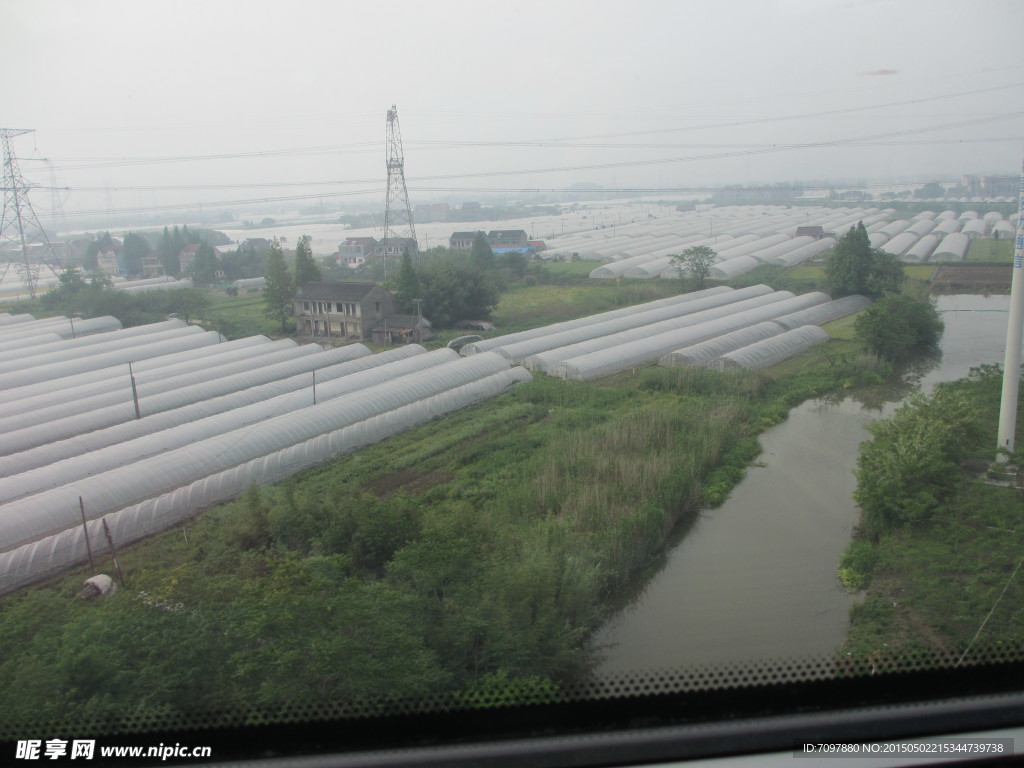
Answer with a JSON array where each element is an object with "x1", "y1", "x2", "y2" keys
[
  {"x1": 381, "y1": 105, "x2": 417, "y2": 278},
  {"x1": 0, "y1": 128, "x2": 62, "y2": 298}
]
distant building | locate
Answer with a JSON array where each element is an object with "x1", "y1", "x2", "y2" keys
[
  {"x1": 96, "y1": 248, "x2": 121, "y2": 277},
  {"x1": 371, "y1": 315, "x2": 433, "y2": 345},
  {"x1": 795, "y1": 226, "x2": 825, "y2": 239},
  {"x1": 339, "y1": 236, "x2": 379, "y2": 268},
  {"x1": 449, "y1": 231, "x2": 482, "y2": 250},
  {"x1": 139, "y1": 255, "x2": 164, "y2": 278},
  {"x1": 487, "y1": 229, "x2": 530, "y2": 252},
  {"x1": 178, "y1": 243, "x2": 200, "y2": 274},
  {"x1": 460, "y1": 201, "x2": 482, "y2": 220},
  {"x1": 373, "y1": 237, "x2": 419, "y2": 259},
  {"x1": 294, "y1": 281, "x2": 397, "y2": 339}
]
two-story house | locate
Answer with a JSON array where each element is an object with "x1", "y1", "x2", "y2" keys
[{"x1": 294, "y1": 282, "x2": 397, "y2": 340}]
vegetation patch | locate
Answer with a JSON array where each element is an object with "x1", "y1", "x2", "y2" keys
[{"x1": 841, "y1": 365, "x2": 1024, "y2": 673}]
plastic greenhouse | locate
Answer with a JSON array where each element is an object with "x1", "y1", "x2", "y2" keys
[{"x1": 714, "y1": 325, "x2": 830, "y2": 370}]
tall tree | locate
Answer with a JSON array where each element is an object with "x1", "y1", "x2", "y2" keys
[
  {"x1": 158, "y1": 227, "x2": 181, "y2": 276},
  {"x1": 189, "y1": 242, "x2": 221, "y2": 285},
  {"x1": 470, "y1": 231, "x2": 495, "y2": 270},
  {"x1": 293, "y1": 234, "x2": 322, "y2": 288},
  {"x1": 824, "y1": 222, "x2": 904, "y2": 299},
  {"x1": 263, "y1": 239, "x2": 294, "y2": 334},
  {"x1": 121, "y1": 232, "x2": 152, "y2": 276},
  {"x1": 670, "y1": 245, "x2": 717, "y2": 289},
  {"x1": 395, "y1": 250, "x2": 421, "y2": 313}
]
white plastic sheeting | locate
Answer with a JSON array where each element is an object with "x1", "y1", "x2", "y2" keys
[
  {"x1": 233, "y1": 277, "x2": 266, "y2": 288},
  {"x1": 0, "y1": 352, "x2": 515, "y2": 556},
  {"x1": 772, "y1": 237, "x2": 835, "y2": 266},
  {"x1": 932, "y1": 232, "x2": 970, "y2": 260},
  {"x1": 903, "y1": 234, "x2": 940, "y2": 262},
  {"x1": 0, "y1": 367, "x2": 532, "y2": 596},
  {"x1": 548, "y1": 292, "x2": 831, "y2": 381},
  {"x1": 524, "y1": 289, "x2": 792, "y2": 373},
  {"x1": 906, "y1": 219, "x2": 937, "y2": 237},
  {"x1": 0, "y1": 323, "x2": 204, "y2": 375},
  {"x1": 0, "y1": 339, "x2": 313, "y2": 433},
  {"x1": 707, "y1": 255, "x2": 763, "y2": 279},
  {"x1": 0, "y1": 348, "x2": 457, "y2": 502},
  {"x1": 0, "y1": 332, "x2": 64, "y2": 353},
  {"x1": 715, "y1": 325, "x2": 830, "y2": 370},
  {"x1": 880, "y1": 232, "x2": 920, "y2": 256},
  {"x1": 0, "y1": 345, "x2": 426, "y2": 479},
  {"x1": 878, "y1": 220, "x2": 911, "y2": 237},
  {"x1": 0, "y1": 343, "x2": 373, "y2": 456},
  {"x1": 932, "y1": 218, "x2": 963, "y2": 236},
  {"x1": 1, "y1": 334, "x2": 269, "y2": 406},
  {"x1": 659, "y1": 321, "x2": 785, "y2": 368},
  {"x1": 491, "y1": 285, "x2": 773, "y2": 363},
  {"x1": 460, "y1": 286, "x2": 732, "y2": 355},
  {"x1": 960, "y1": 219, "x2": 988, "y2": 238},
  {"x1": 116, "y1": 279, "x2": 194, "y2": 293},
  {"x1": 0, "y1": 336, "x2": 276, "y2": 418},
  {"x1": 0, "y1": 315, "x2": 122, "y2": 341},
  {"x1": 0, "y1": 318, "x2": 184, "y2": 363},
  {"x1": 770, "y1": 294, "x2": 871, "y2": 331},
  {"x1": 0, "y1": 329, "x2": 225, "y2": 391}
]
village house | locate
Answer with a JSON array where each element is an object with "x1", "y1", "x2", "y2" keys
[{"x1": 294, "y1": 282, "x2": 397, "y2": 340}]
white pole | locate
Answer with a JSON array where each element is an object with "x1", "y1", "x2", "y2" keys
[{"x1": 995, "y1": 153, "x2": 1024, "y2": 460}]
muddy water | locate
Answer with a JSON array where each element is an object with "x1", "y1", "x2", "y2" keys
[{"x1": 595, "y1": 294, "x2": 1015, "y2": 675}]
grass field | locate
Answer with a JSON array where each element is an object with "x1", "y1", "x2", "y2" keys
[{"x1": 966, "y1": 239, "x2": 1013, "y2": 263}]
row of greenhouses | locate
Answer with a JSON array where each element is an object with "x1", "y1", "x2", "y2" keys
[
  {"x1": 463, "y1": 285, "x2": 867, "y2": 381},
  {"x1": 0, "y1": 315, "x2": 532, "y2": 595},
  {"x1": 536, "y1": 203, "x2": 1015, "y2": 281}
]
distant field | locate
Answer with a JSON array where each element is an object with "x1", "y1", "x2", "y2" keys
[
  {"x1": 966, "y1": 239, "x2": 1013, "y2": 263},
  {"x1": 204, "y1": 293, "x2": 283, "y2": 337}
]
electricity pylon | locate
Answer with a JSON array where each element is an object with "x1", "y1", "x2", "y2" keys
[
  {"x1": 0, "y1": 128, "x2": 63, "y2": 298},
  {"x1": 381, "y1": 105, "x2": 417, "y2": 278}
]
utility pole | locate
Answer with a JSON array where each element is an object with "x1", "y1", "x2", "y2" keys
[
  {"x1": 413, "y1": 298, "x2": 423, "y2": 344},
  {"x1": 0, "y1": 128, "x2": 63, "y2": 297},
  {"x1": 996, "y1": 153, "x2": 1024, "y2": 461},
  {"x1": 381, "y1": 106, "x2": 417, "y2": 279}
]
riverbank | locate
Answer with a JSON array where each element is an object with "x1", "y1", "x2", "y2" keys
[
  {"x1": 0, "y1": 339, "x2": 885, "y2": 735},
  {"x1": 840, "y1": 364, "x2": 1024, "y2": 673}
]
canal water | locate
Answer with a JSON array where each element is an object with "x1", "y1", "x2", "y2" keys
[{"x1": 594, "y1": 294, "x2": 1016, "y2": 676}]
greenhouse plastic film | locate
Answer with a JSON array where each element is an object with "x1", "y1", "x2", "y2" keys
[
  {"x1": 0, "y1": 339, "x2": 308, "y2": 431},
  {"x1": 770, "y1": 294, "x2": 871, "y2": 331},
  {"x1": 0, "y1": 329, "x2": 225, "y2": 390},
  {"x1": 552, "y1": 292, "x2": 831, "y2": 381},
  {"x1": 525, "y1": 289, "x2": 792, "y2": 373},
  {"x1": 492, "y1": 285, "x2": 772, "y2": 364},
  {"x1": 0, "y1": 318, "x2": 184, "y2": 365},
  {"x1": 658, "y1": 321, "x2": 785, "y2": 368},
  {"x1": 0, "y1": 345, "x2": 426, "y2": 479},
  {"x1": 0, "y1": 333, "x2": 270, "y2": 406},
  {"x1": 772, "y1": 238, "x2": 835, "y2": 267},
  {"x1": 0, "y1": 353, "x2": 512, "y2": 553},
  {"x1": 0, "y1": 343, "x2": 376, "y2": 457},
  {"x1": 714, "y1": 325, "x2": 830, "y2": 370},
  {"x1": 459, "y1": 286, "x2": 732, "y2": 355},
  {"x1": 0, "y1": 348, "x2": 452, "y2": 503},
  {"x1": 0, "y1": 367, "x2": 532, "y2": 597}
]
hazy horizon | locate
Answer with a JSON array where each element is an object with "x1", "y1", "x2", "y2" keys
[{"x1": 3, "y1": 0, "x2": 1022, "y2": 228}]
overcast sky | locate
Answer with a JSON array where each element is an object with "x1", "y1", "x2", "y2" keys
[{"x1": 3, "y1": 0, "x2": 1023, "y2": 222}]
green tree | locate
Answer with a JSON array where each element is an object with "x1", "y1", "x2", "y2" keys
[
  {"x1": 854, "y1": 386, "x2": 981, "y2": 538},
  {"x1": 158, "y1": 227, "x2": 182, "y2": 277},
  {"x1": 418, "y1": 254, "x2": 499, "y2": 328},
  {"x1": 395, "y1": 250, "x2": 421, "y2": 313},
  {"x1": 121, "y1": 232, "x2": 153, "y2": 276},
  {"x1": 189, "y1": 242, "x2": 221, "y2": 286},
  {"x1": 263, "y1": 238, "x2": 294, "y2": 334},
  {"x1": 670, "y1": 245, "x2": 717, "y2": 289},
  {"x1": 470, "y1": 231, "x2": 495, "y2": 270},
  {"x1": 854, "y1": 293, "x2": 944, "y2": 361},
  {"x1": 293, "y1": 234, "x2": 322, "y2": 288},
  {"x1": 824, "y1": 222, "x2": 904, "y2": 299}
]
